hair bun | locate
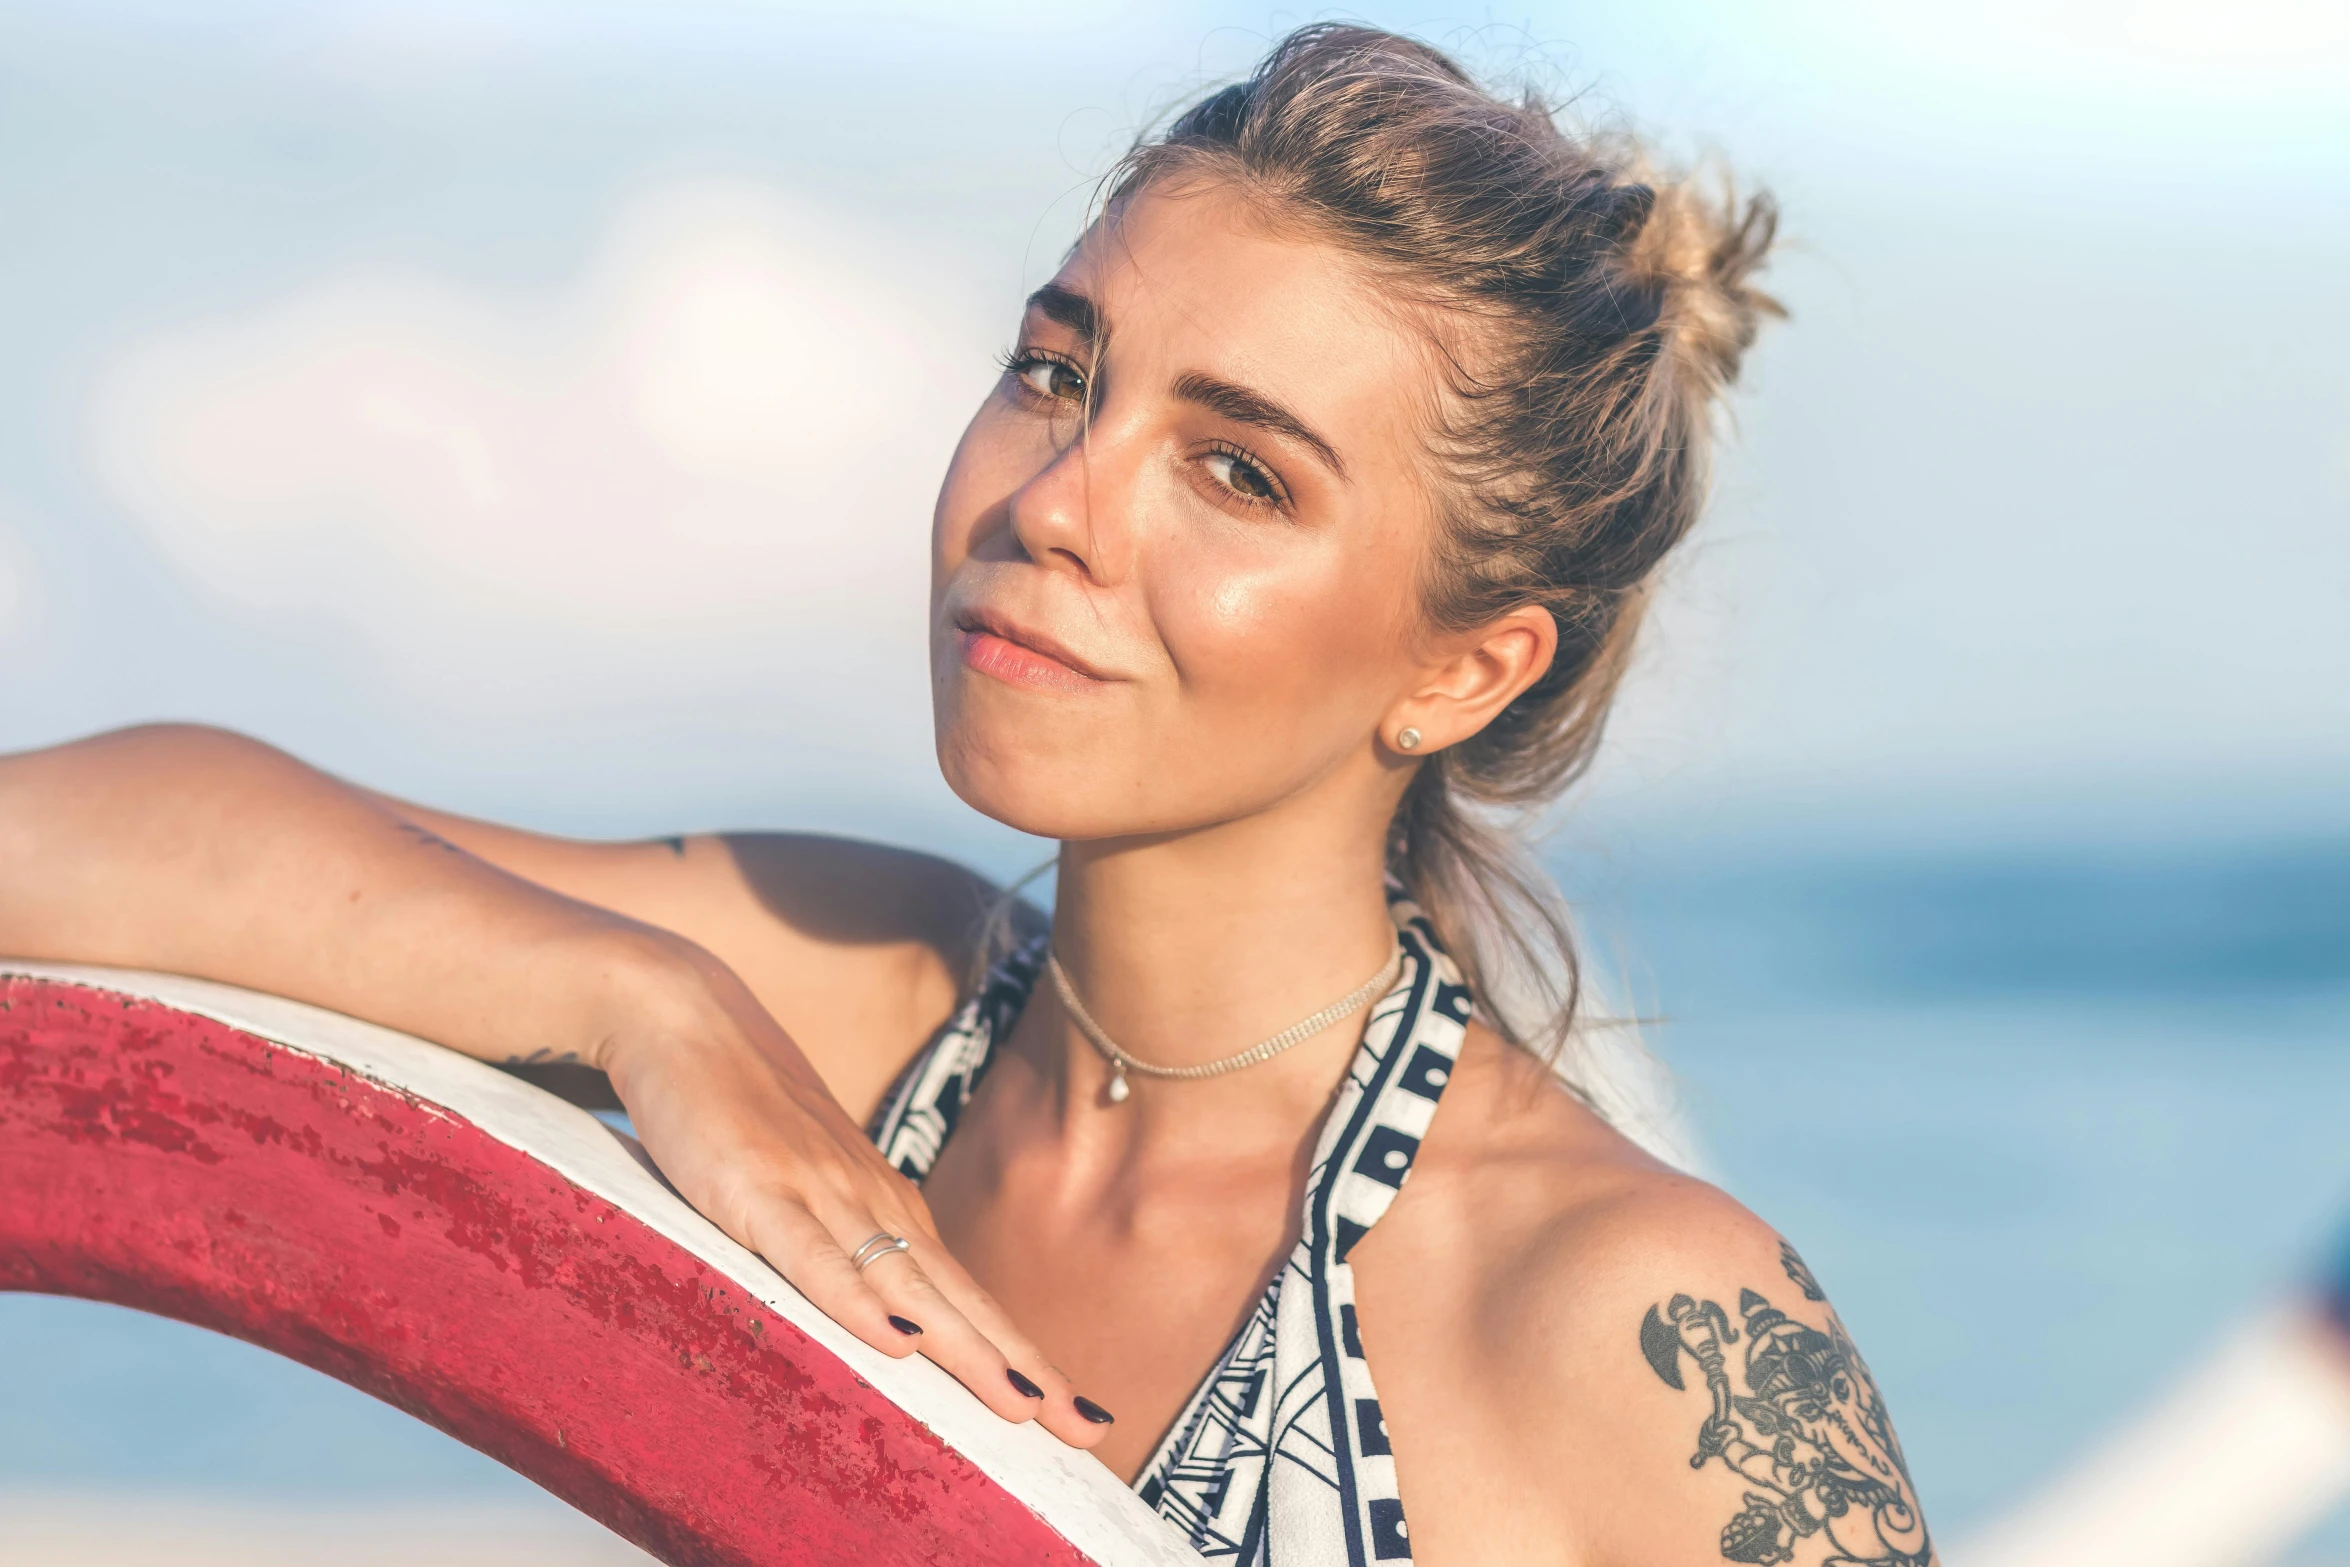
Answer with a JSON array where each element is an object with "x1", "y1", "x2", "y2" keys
[{"x1": 1632, "y1": 178, "x2": 1782, "y2": 388}]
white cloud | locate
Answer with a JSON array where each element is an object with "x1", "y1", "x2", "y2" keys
[{"x1": 87, "y1": 178, "x2": 1001, "y2": 759}]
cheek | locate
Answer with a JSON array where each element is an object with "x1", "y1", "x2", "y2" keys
[
  {"x1": 1150, "y1": 533, "x2": 1414, "y2": 723},
  {"x1": 931, "y1": 408, "x2": 1008, "y2": 577},
  {"x1": 935, "y1": 397, "x2": 1071, "y2": 557}
]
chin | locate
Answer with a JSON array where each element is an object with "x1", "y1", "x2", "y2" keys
[
  {"x1": 932, "y1": 681, "x2": 1100, "y2": 842},
  {"x1": 936, "y1": 731, "x2": 1108, "y2": 843},
  {"x1": 932, "y1": 689, "x2": 1185, "y2": 844}
]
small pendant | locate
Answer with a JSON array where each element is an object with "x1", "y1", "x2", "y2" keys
[{"x1": 1106, "y1": 1063, "x2": 1130, "y2": 1104}]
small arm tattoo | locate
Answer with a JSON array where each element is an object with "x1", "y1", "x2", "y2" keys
[
  {"x1": 1640, "y1": 1278, "x2": 1931, "y2": 1566},
  {"x1": 396, "y1": 821, "x2": 468, "y2": 856},
  {"x1": 655, "y1": 835, "x2": 687, "y2": 858},
  {"x1": 501, "y1": 1048, "x2": 583, "y2": 1066}
]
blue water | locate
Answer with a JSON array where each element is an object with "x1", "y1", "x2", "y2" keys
[{"x1": 5, "y1": 834, "x2": 2348, "y2": 1552}]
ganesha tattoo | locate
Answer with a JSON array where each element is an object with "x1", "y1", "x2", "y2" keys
[{"x1": 1638, "y1": 1255, "x2": 1931, "y2": 1566}]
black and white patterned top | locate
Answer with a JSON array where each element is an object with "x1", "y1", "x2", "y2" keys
[{"x1": 868, "y1": 894, "x2": 1470, "y2": 1566}]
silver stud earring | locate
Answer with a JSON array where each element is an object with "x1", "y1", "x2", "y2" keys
[{"x1": 1396, "y1": 727, "x2": 1422, "y2": 752}]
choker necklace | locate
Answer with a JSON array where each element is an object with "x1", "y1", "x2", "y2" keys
[{"x1": 1047, "y1": 939, "x2": 1404, "y2": 1104}]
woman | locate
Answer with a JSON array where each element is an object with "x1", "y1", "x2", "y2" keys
[{"x1": 0, "y1": 26, "x2": 1932, "y2": 1567}]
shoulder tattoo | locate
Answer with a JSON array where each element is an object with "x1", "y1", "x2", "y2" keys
[
  {"x1": 1779, "y1": 1240, "x2": 1826, "y2": 1302},
  {"x1": 1637, "y1": 1246, "x2": 1932, "y2": 1566}
]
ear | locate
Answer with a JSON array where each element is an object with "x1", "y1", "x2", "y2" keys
[{"x1": 1380, "y1": 606, "x2": 1557, "y2": 758}]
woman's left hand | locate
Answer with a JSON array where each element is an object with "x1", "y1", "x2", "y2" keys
[{"x1": 592, "y1": 930, "x2": 1114, "y2": 1449}]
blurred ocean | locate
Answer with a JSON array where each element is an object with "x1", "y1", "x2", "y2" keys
[{"x1": 6, "y1": 829, "x2": 2347, "y2": 1555}]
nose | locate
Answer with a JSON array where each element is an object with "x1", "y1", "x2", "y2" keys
[{"x1": 1005, "y1": 414, "x2": 1133, "y2": 587}]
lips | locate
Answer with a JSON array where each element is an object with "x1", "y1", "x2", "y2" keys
[{"x1": 954, "y1": 611, "x2": 1112, "y2": 694}]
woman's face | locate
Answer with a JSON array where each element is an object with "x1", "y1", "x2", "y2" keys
[{"x1": 930, "y1": 180, "x2": 1458, "y2": 843}]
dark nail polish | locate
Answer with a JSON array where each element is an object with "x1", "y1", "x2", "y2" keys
[
  {"x1": 1073, "y1": 1396, "x2": 1116, "y2": 1425},
  {"x1": 888, "y1": 1316, "x2": 923, "y2": 1337},
  {"x1": 1006, "y1": 1368, "x2": 1045, "y2": 1399}
]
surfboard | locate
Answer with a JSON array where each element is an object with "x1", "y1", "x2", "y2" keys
[{"x1": 0, "y1": 962, "x2": 1202, "y2": 1567}]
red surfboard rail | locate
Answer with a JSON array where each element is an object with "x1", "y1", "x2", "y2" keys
[{"x1": 0, "y1": 962, "x2": 1200, "y2": 1567}]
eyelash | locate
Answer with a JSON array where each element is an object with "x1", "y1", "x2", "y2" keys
[
  {"x1": 996, "y1": 345, "x2": 1291, "y2": 513},
  {"x1": 1198, "y1": 438, "x2": 1289, "y2": 510},
  {"x1": 998, "y1": 347, "x2": 1087, "y2": 407}
]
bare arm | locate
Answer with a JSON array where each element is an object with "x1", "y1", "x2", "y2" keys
[
  {"x1": 0, "y1": 723, "x2": 1103, "y2": 1449},
  {"x1": 0, "y1": 724, "x2": 681, "y2": 1069},
  {"x1": 1616, "y1": 1225, "x2": 1934, "y2": 1567},
  {"x1": 358, "y1": 802, "x2": 1007, "y2": 1120}
]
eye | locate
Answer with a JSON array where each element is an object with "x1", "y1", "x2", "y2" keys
[
  {"x1": 1004, "y1": 349, "x2": 1086, "y2": 406},
  {"x1": 1202, "y1": 443, "x2": 1286, "y2": 507}
]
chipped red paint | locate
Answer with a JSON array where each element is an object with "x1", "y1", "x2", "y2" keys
[{"x1": 0, "y1": 976, "x2": 1096, "y2": 1567}]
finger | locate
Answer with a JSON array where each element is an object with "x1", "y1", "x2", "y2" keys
[
  {"x1": 726, "y1": 1167, "x2": 1116, "y2": 1448},
  {"x1": 799, "y1": 1202, "x2": 1074, "y2": 1430},
  {"x1": 750, "y1": 1191, "x2": 1077, "y2": 1434},
  {"x1": 735, "y1": 1198, "x2": 935, "y2": 1364},
  {"x1": 866, "y1": 1233, "x2": 1117, "y2": 1449}
]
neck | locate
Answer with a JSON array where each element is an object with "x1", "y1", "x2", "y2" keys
[{"x1": 1042, "y1": 777, "x2": 1403, "y2": 1129}]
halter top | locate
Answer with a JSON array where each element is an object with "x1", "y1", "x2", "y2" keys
[{"x1": 867, "y1": 895, "x2": 1472, "y2": 1566}]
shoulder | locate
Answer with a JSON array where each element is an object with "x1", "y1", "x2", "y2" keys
[
  {"x1": 690, "y1": 832, "x2": 1046, "y2": 1113},
  {"x1": 1359, "y1": 1027, "x2": 1935, "y2": 1567},
  {"x1": 712, "y1": 832, "x2": 1040, "y2": 977}
]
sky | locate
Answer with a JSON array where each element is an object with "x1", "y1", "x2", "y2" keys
[{"x1": 0, "y1": 0, "x2": 2344, "y2": 867}]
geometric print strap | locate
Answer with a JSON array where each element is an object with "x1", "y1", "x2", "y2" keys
[
  {"x1": 866, "y1": 934, "x2": 1048, "y2": 1180},
  {"x1": 1136, "y1": 893, "x2": 1471, "y2": 1566}
]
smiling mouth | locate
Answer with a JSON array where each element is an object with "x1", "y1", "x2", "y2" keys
[{"x1": 954, "y1": 615, "x2": 1112, "y2": 695}]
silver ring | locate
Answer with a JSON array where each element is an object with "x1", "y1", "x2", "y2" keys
[{"x1": 849, "y1": 1232, "x2": 911, "y2": 1272}]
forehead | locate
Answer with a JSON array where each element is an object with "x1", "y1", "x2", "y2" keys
[{"x1": 1052, "y1": 180, "x2": 1437, "y2": 441}]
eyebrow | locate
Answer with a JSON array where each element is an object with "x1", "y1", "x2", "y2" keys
[
  {"x1": 1173, "y1": 370, "x2": 1348, "y2": 480},
  {"x1": 1022, "y1": 284, "x2": 1348, "y2": 481},
  {"x1": 1024, "y1": 283, "x2": 1098, "y2": 341}
]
